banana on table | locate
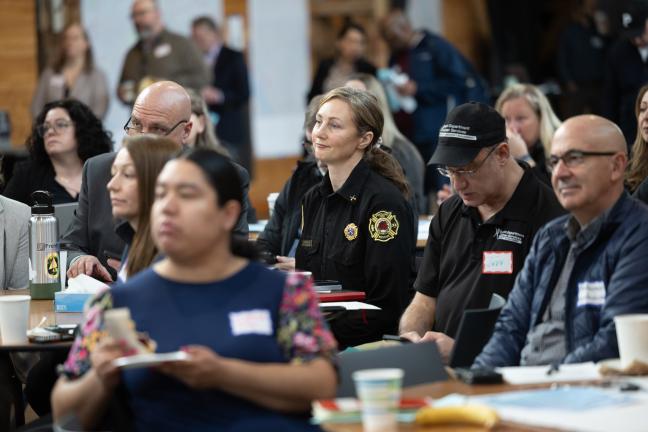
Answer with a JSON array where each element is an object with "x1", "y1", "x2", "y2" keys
[{"x1": 415, "y1": 404, "x2": 499, "y2": 428}]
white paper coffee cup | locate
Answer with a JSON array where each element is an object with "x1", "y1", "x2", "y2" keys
[
  {"x1": 0, "y1": 295, "x2": 31, "y2": 344},
  {"x1": 352, "y1": 368, "x2": 404, "y2": 432},
  {"x1": 615, "y1": 314, "x2": 648, "y2": 369}
]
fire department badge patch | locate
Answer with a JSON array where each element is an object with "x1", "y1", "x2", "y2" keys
[
  {"x1": 368, "y1": 211, "x2": 399, "y2": 242},
  {"x1": 344, "y1": 223, "x2": 358, "y2": 241}
]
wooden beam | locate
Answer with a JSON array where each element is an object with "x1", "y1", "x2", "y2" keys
[{"x1": 0, "y1": 0, "x2": 38, "y2": 147}]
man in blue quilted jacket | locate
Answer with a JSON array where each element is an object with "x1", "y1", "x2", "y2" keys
[{"x1": 475, "y1": 115, "x2": 648, "y2": 367}]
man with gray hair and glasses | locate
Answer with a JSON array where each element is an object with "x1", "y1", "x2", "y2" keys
[
  {"x1": 398, "y1": 102, "x2": 563, "y2": 363},
  {"x1": 475, "y1": 115, "x2": 648, "y2": 367},
  {"x1": 64, "y1": 81, "x2": 249, "y2": 281}
]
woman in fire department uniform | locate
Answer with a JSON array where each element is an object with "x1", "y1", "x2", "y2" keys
[{"x1": 296, "y1": 87, "x2": 415, "y2": 348}]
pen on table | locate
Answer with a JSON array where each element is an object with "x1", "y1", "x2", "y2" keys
[{"x1": 546, "y1": 362, "x2": 560, "y2": 376}]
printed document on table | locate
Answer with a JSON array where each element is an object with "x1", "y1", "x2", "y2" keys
[
  {"x1": 496, "y1": 362, "x2": 600, "y2": 384},
  {"x1": 318, "y1": 302, "x2": 381, "y2": 310},
  {"x1": 470, "y1": 388, "x2": 648, "y2": 432}
]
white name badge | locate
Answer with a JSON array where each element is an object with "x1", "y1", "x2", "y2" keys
[
  {"x1": 154, "y1": 43, "x2": 172, "y2": 58},
  {"x1": 482, "y1": 251, "x2": 513, "y2": 274},
  {"x1": 577, "y1": 281, "x2": 606, "y2": 307},
  {"x1": 50, "y1": 74, "x2": 65, "y2": 88},
  {"x1": 229, "y1": 309, "x2": 273, "y2": 336}
]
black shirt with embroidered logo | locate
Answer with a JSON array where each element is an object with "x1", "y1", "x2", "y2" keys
[
  {"x1": 296, "y1": 159, "x2": 416, "y2": 348},
  {"x1": 415, "y1": 164, "x2": 565, "y2": 338}
]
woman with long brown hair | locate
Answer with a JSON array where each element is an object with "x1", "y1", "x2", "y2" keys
[
  {"x1": 31, "y1": 23, "x2": 109, "y2": 119},
  {"x1": 626, "y1": 84, "x2": 648, "y2": 192},
  {"x1": 185, "y1": 88, "x2": 229, "y2": 155},
  {"x1": 296, "y1": 86, "x2": 416, "y2": 348},
  {"x1": 107, "y1": 134, "x2": 178, "y2": 281}
]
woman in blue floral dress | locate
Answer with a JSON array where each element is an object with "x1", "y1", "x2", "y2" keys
[{"x1": 51, "y1": 148, "x2": 338, "y2": 431}]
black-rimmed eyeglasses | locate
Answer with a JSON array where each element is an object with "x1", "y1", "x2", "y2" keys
[
  {"x1": 547, "y1": 150, "x2": 618, "y2": 171},
  {"x1": 123, "y1": 117, "x2": 188, "y2": 136},
  {"x1": 37, "y1": 120, "x2": 74, "y2": 137}
]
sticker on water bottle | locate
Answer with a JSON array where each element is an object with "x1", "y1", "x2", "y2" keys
[{"x1": 46, "y1": 253, "x2": 59, "y2": 278}]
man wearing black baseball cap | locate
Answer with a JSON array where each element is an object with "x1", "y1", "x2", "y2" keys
[{"x1": 398, "y1": 102, "x2": 564, "y2": 363}]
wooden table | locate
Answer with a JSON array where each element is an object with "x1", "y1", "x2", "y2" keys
[
  {"x1": 322, "y1": 380, "x2": 570, "y2": 432},
  {"x1": 0, "y1": 288, "x2": 79, "y2": 351}
]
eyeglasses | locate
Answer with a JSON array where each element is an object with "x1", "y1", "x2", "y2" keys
[
  {"x1": 123, "y1": 117, "x2": 188, "y2": 136},
  {"x1": 437, "y1": 145, "x2": 498, "y2": 178},
  {"x1": 37, "y1": 120, "x2": 73, "y2": 137},
  {"x1": 547, "y1": 150, "x2": 618, "y2": 171}
]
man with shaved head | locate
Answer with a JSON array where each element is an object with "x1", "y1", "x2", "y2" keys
[
  {"x1": 64, "y1": 81, "x2": 249, "y2": 281},
  {"x1": 475, "y1": 115, "x2": 648, "y2": 367}
]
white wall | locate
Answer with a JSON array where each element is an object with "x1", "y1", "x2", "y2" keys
[
  {"x1": 80, "y1": 0, "x2": 432, "y2": 159},
  {"x1": 248, "y1": 0, "x2": 309, "y2": 158},
  {"x1": 408, "y1": 0, "x2": 442, "y2": 34},
  {"x1": 81, "y1": 0, "x2": 223, "y2": 149}
]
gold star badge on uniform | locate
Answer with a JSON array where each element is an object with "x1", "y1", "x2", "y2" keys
[
  {"x1": 344, "y1": 223, "x2": 358, "y2": 241},
  {"x1": 369, "y1": 211, "x2": 399, "y2": 242}
]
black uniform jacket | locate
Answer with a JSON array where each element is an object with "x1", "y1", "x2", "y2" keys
[{"x1": 296, "y1": 159, "x2": 416, "y2": 348}]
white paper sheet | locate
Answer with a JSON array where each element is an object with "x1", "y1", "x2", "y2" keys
[
  {"x1": 496, "y1": 362, "x2": 601, "y2": 385},
  {"x1": 65, "y1": 274, "x2": 109, "y2": 294},
  {"x1": 436, "y1": 386, "x2": 648, "y2": 432},
  {"x1": 318, "y1": 302, "x2": 381, "y2": 311},
  {"x1": 481, "y1": 391, "x2": 648, "y2": 432}
]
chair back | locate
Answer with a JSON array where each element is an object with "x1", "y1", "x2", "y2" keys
[
  {"x1": 336, "y1": 342, "x2": 448, "y2": 397},
  {"x1": 449, "y1": 293, "x2": 506, "y2": 368}
]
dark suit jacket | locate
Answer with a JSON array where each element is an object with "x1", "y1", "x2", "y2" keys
[
  {"x1": 207, "y1": 46, "x2": 250, "y2": 149},
  {"x1": 62, "y1": 152, "x2": 250, "y2": 274}
]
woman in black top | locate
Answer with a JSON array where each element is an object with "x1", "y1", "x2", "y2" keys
[
  {"x1": 307, "y1": 22, "x2": 376, "y2": 102},
  {"x1": 296, "y1": 87, "x2": 416, "y2": 348},
  {"x1": 4, "y1": 99, "x2": 112, "y2": 205}
]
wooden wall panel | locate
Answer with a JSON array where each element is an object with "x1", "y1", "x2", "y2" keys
[
  {"x1": 441, "y1": 0, "x2": 490, "y2": 72},
  {"x1": 0, "y1": 0, "x2": 38, "y2": 147},
  {"x1": 249, "y1": 156, "x2": 300, "y2": 219}
]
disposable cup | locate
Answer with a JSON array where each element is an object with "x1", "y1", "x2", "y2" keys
[
  {"x1": 352, "y1": 368, "x2": 404, "y2": 432},
  {"x1": 0, "y1": 295, "x2": 31, "y2": 344},
  {"x1": 615, "y1": 314, "x2": 648, "y2": 368}
]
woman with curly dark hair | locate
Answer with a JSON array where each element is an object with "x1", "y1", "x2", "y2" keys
[{"x1": 3, "y1": 99, "x2": 112, "y2": 205}]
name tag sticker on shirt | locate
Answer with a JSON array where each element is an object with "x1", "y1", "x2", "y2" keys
[
  {"x1": 577, "y1": 281, "x2": 606, "y2": 307},
  {"x1": 154, "y1": 43, "x2": 172, "y2": 58},
  {"x1": 50, "y1": 74, "x2": 65, "y2": 88},
  {"x1": 482, "y1": 251, "x2": 513, "y2": 274},
  {"x1": 229, "y1": 309, "x2": 273, "y2": 336}
]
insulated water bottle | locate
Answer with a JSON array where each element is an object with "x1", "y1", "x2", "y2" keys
[{"x1": 28, "y1": 190, "x2": 60, "y2": 299}]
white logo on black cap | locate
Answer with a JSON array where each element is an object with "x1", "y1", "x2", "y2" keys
[{"x1": 439, "y1": 123, "x2": 477, "y2": 141}]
